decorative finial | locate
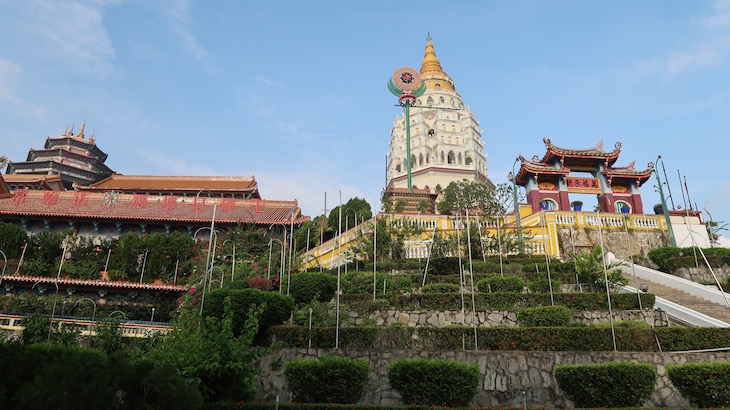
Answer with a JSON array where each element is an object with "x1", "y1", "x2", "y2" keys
[
  {"x1": 64, "y1": 125, "x2": 68, "y2": 136},
  {"x1": 69, "y1": 122, "x2": 75, "y2": 136},
  {"x1": 78, "y1": 116, "x2": 86, "y2": 138},
  {"x1": 427, "y1": 32, "x2": 431, "y2": 42},
  {"x1": 420, "y1": 34, "x2": 443, "y2": 74}
]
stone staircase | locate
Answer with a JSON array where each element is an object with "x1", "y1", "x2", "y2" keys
[{"x1": 623, "y1": 273, "x2": 730, "y2": 325}]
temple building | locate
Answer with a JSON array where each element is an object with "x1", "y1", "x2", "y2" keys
[
  {"x1": 515, "y1": 138, "x2": 653, "y2": 214},
  {"x1": 5, "y1": 119, "x2": 114, "y2": 188},
  {"x1": 386, "y1": 36, "x2": 494, "y2": 201},
  {"x1": 76, "y1": 174, "x2": 261, "y2": 199}
]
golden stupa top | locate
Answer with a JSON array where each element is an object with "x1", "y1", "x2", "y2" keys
[{"x1": 419, "y1": 35, "x2": 455, "y2": 91}]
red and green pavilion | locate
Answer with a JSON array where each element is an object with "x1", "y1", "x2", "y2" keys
[{"x1": 515, "y1": 138, "x2": 654, "y2": 214}]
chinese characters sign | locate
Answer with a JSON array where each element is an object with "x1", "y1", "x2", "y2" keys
[{"x1": 566, "y1": 177, "x2": 601, "y2": 194}]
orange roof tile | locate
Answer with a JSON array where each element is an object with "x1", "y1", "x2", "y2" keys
[{"x1": 2, "y1": 275, "x2": 187, "y2": 292}]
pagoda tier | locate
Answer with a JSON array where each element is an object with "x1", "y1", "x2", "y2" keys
[
  {"x1": 0, "y1": 190, "x2": 306, "y2": 237},
  {"x1": 5, "y1": 119, "x2": 114, "y2": 188},
  {"x1": 77, "y1": 175, "x2": 261, "y2": 199},
  {"x1": 516, "y1": 139, "x2": 654, "y2": 214},
  {"x1": 2, "y1": 173, "x2": 64, "y2": 191}
]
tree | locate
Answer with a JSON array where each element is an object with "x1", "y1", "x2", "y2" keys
[
  {"x1": 437, "y1": 179, "x2": 496, "y2": 215},
  {"x1": 354, "y1": 216, "x2": 424, "y2": 260},
  {"x1": 0, "y1": 222, "x2": 28, "y2": 259},
  {"x1": 328, "y1": 197, "x2": 373, "y2": 232}
]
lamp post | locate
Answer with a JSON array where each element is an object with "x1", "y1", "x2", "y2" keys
[
  {"x1": 222, "y1": 239, "x2": 236, "y2": 282},
  {"x1": 71, "y1": 297, "x2": 97, "y2": 346},
  {"x1": 654, "y1": 156, "x2": 677, "y2": 247},
  {"x1": 344, "y1": 208, "x2": 358, "y2": 274},
  {"x1": 210, "y1": 266, "x2": 225, "y2": 289},
  {"x1": 108, "y1": 310, "x2": 127, "y2": 320},
  {"x1": 32, "y1": 280, "x2": 59, "y2": 344},
  {"x1": 509, "y1": 157, "x2": 524, "y2": 254},
  {"x1": 0, "y1": 250, "x2": 7, "y2": 287},
  {"x1": 195, "y1": 189, "x2": 218, "y2": 316}
]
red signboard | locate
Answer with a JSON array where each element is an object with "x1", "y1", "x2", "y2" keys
[{"x1": 566, "y1": 177, "x2": 600, "y2": 193}]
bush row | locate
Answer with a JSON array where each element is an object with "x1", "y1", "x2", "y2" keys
[
  {"x1": 555, "y1": 362, "x2": 656, "y2": 407},
  {"x1": 648, "y1": 246, "x2": 730, "y2": 273},
  {"x1": 667, "y1": 362, "x2": 730, "y2": 407},
  {"x1": 269, "y1": 325, "x2": 730, "y2": 352},
  {"x1": 285, "y1": 356, "x2": 370, "y2": 404},
  {"x1": 340, "y1": 292, "x2": 654, "y2": 311}
]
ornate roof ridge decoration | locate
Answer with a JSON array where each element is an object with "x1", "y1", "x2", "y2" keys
[
  {"x1": 518, "y1": 155, "x2": 569, "y2": 173},
  {"x1": 2, "y1": 274, "x2": 187, "y2": 292},
  {"x1": 541, "y1": 137, "x2": 622, "y2": 160},
  {"x1": 602, "y1": 161, "x2": 655, "y2": 177}
]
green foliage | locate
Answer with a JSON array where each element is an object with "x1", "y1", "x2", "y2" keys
[
  {"x1": 528, "y1": 277, "x2": 562, "y2": 293},
  {"x1": 21, "y1": 313, "x2": 49, "y2": 344},
  {"x1": 477, "y1": 275, "x2": 525, "y2": 293},
  {"x1": 655, "y1": 327, "x2": 730, "y2": 350},
  {"x1": 19, "y1": 258, "x2": 54, "y2": 276},
  {"x1": 289, "y1": 272, "x2": 337, "y2": 305},
  {"x1": 6, "y1": 344, "x2": 116, "y2": 409},
  {"x1": 293, "y1": 298, "x2": 335, "y2": 327},
  {"x1": 649, "y1": 246, "x2": 730, "y2": 272},
  {"x1": 436, "y1": 178, "x2": 496, "y2": 216},
  {"x1": 148, "y1": 298, "x2": 270, "y2": 403},
  {"x1": 0, "y1": 221, "x2": 28, "y2": 258},
  {"x1": 328, "y1": 197, "x2": 373, "y2": 232},
  {"x1": 420, "y1": 283, "x2": 460, "y2": 294},
  {"x1": 63, "y1": 258, "x2": 101, "y2": 280},
  {"x1": 285, "y1": 356, "x2": 370, "y2": 404},
  {"x1": 428, "y1": 257, "x2": 460, "y2": 275},
  {"x1": 569, "y1": 246, "x2": 625, "y2": 286},
  {"x1": 273, "y1": 323, "x2": 668, "y2": 351},
  {"x1": 94, "y1": 319, "x2": 123, "y2": 354},
  {"x1": 27, "y1": 230, "x2": 65, "y2": 265},
  {"x1": 110, "y1": 232, "x2": 144, "y2": 279},
  {"x1": 387, "y1": 358, "x2": 480, "y2": 406},
  {"x1": 667, "y1": 362, "x2": 730, "y2": 407},
  {"x1": 554, "y1": 362, "x2": 656, "y2": 407},
  {"x1": 144, "y1": 231, "x2": 195, "y2": 282},
  {"x1": 203, "y1": 288, "x2": 294, "y2": 336},
  {"x1": 342, "y1": 271, "x2": 412, "y2": 296},
  {"x1": 516, "y1": 306, "x2": 572, "y2": 327}
]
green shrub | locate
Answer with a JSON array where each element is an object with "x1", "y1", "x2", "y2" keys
[
  {"x1": 289, "y1": 272, "x2": 337, "y2": 305},
  {"x1": 203, "y1": 289, "x2": 294, "y2": 336},
  {"x1": 388, "y1": 358, "x2": 479, "y2": 406},
  {"x1": 554, "y1": 362, "x2": 656, "y2": 407},
  {"x1": 528, "y1": 277, "x2": 562, "y2": 293},
  {"x1": 427, "y1": 257, "x2": 460, "y2": 275},
  {"x1": 517, "y1": 306, "x2": 572, "y2": 327},
  {"x1": 667, "y1": 362, "x2": 730, "y2": 407},
  {"x1": 285, "y1": 356, "x2": 370, "y2": 404},
  {"x1": 655, "y1": 327, "x2": 730, "y2": 351},
  {"x1": 477, "y1": 275, "x2": 524, "y2": 293},
  {"x1": 343, "y1": 272, "x2": 412, "y2": 296},
  {"x1": 420, "y1": 283, "x2": 460, "y2": 294}
]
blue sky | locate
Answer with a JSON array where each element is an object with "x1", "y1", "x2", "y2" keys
[{"x1": 1, "y1": 0, "x2": 729, "y2": 241}]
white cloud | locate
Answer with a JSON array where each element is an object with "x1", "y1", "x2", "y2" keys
[
  {"x1": 666, "y1": 48, "x2": 723, "y2": 76},
  {"x1": 161, "y1": 0, "x2": 214, "y2": 73},
  {"x1": 0, "y1": 60, "x2": 47, "y2": 121},
  {"x1": 16, "y1": 0, "x2": 118, "y2": 76},
  {"x1": 131, "y1": 147, "x2": 220, "y2": 176}
]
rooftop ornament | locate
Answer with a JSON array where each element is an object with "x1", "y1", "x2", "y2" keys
[{"x1": 388, "y1": 66, "x2": 426, "y2": 190}]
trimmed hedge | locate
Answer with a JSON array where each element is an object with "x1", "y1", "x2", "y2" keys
[
  {"x1": 649, "y1": 246, "x2": 730, "y2": 273},
  {"x1": 387, "y1": 359, "x2": 479, "y2": 406},
  {"x1": 203, "y1": 289, "x2": 294, "y2": 336},
  {"x1": 528, "y1": 277, "x2": 562, "y2": 293},
  {"x1": 667, "y1": 362, "x2": 730, "y2": 407},
  {"x1": 476, "y1": 275, "x2": 524, "y2": 293},
  {"x1": 420, "y1": 283, "x2": 460, "y2": 294},
  {"x1": 516, "y1": 306, "x2": 572, "y2": 327},
  {"x1": 555, "y1": 362, "x2": 656, "y2": 407},
  {"x1": 340, "y1": 291, "x2": 655, "y2": 311},
  {"x1": 271, "y1": 324, "x2": 666, "y2": 351},
  {"x1": 285, "y1": 356, "x2": 370, "y2": 404},
  {"x1": 289, "y1": 272, "x2": 337, "y2": 305},
  {"x1": 203, "y1": 404, "x2": 493, "y2": 410},
  {"x1": 343, "y1": 272, "x2": 412, "y2": 296}
]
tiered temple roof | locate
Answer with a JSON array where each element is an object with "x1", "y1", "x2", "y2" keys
[
  {"x1": 2, "y1": 173, "x2": 65, "y2": 191},
  {"x1": 541, "y1": 137, "x2": 621, "y2": 166},
  {"x1": 0, "y1": 190, "x2": 305, "y2": 226},
  {"x1": 77, "y1": 175, "x2": 260, "y2": 199}
]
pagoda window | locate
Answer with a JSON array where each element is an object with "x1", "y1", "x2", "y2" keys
[
  {"x1": 539, "y1": 199, "x2": 558, "y2": 211},
  {"x1": 440, "y1": 151, "x2": 445, "y2": 163},
  {"x1": 427, "y1": 96, "x2": 433, "y2": 105},
  {"x1": 428, "y1": 129, "x2": 434, "y2": 136},
  {"x1": 465, "y1": 156, "x2": 473, "y2": 166},
  {"x1": 614, "y1": 201, "x2": 631, "y2": 213},
  {"x1": 458, "y1": 153, "x2": 462, "y2": 164},
  {"x1": 411, "y1": 154, "x2": 417, "y2": 167},
  {"x1": 426, "y1": 154, "x2": 430, "y2": 163},
  {"x1": 447, "y1": 151, "x2": 455, "y2": 164},
  {"x1": 417, "y1": 99, "x2": 422, "y2": 105},
  {"x1": 440, "y1": 96, "x2": 445, "y2": 104},
  {"x1": 418, "y1": 154, "x2": 423, "y2": 166}
]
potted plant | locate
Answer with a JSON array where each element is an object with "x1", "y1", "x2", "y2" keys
[
  {"x1": 621, "y1": 205, "x2": 630, "y2": 213},
  {"x1": 653, "y1": 203, "x2": 663, "y2": 215},
  {"x1": 571, "y1": 200, "x2": 583, "y2": 211}
]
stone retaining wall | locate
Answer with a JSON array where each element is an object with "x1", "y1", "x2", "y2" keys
[
  {"x1": 341, "y1": 308, "x2": 663, "y2": 327},
  {"x1": 673, "y1": 266, "x2": 730, "y2": 285},
  {"x1": 257, "y1": 348, "x2": 730, "y2": 407}
]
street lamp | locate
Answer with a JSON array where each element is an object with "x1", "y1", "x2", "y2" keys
[
  {"x1": 222, "y1": 239, "x2": 236, "y2": 282},
  {"x1": 195, "y1": 189, "x2": 218, "y2": 316},
  {"x1": 344, "y1": 208, "x2": 358, "y2": 274},
  {"x1": 509, "y1": 157, "x2": 524, "y2": 254},
  {"x1": 654, "y1": 156, "x2": 677, "y2": 247},
  {"x1": 210, "y1": 266, "x2": 225, "y2": 290},
  {"x1": 32, "y1": 280, "x2": 59, "y2": 344},
  {"x1": 267, "y1": 238, "x2": 285, "y2": 281},
  {"x1": 0, "y1": 250, "x2": 7, "y2": 287},
  {"x1": 71, "y1": 297, "x2": 97, "y2": 346}
]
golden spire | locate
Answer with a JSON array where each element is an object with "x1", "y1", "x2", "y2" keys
[{"x1": 420, "y1": 34, "x2": 444, "y2": 74}]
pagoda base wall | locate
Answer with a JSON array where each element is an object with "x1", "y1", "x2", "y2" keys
[
  {"x1": 555, "y1": 225, "x2": 671, "y2": 261},
  {"x1": 599, "y1": 192, "x2": 644, "y2": 214}
]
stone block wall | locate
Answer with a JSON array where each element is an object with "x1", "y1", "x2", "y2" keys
[
  {"x1": 341, "y1": 308, "x2": 662, "y2": 328},
  {"x1": 556, "y1": 226, "x2": 669, "y2": 261},
  {"x1": 257, "y1": 348, "x2": 730, "y2": 407}
]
